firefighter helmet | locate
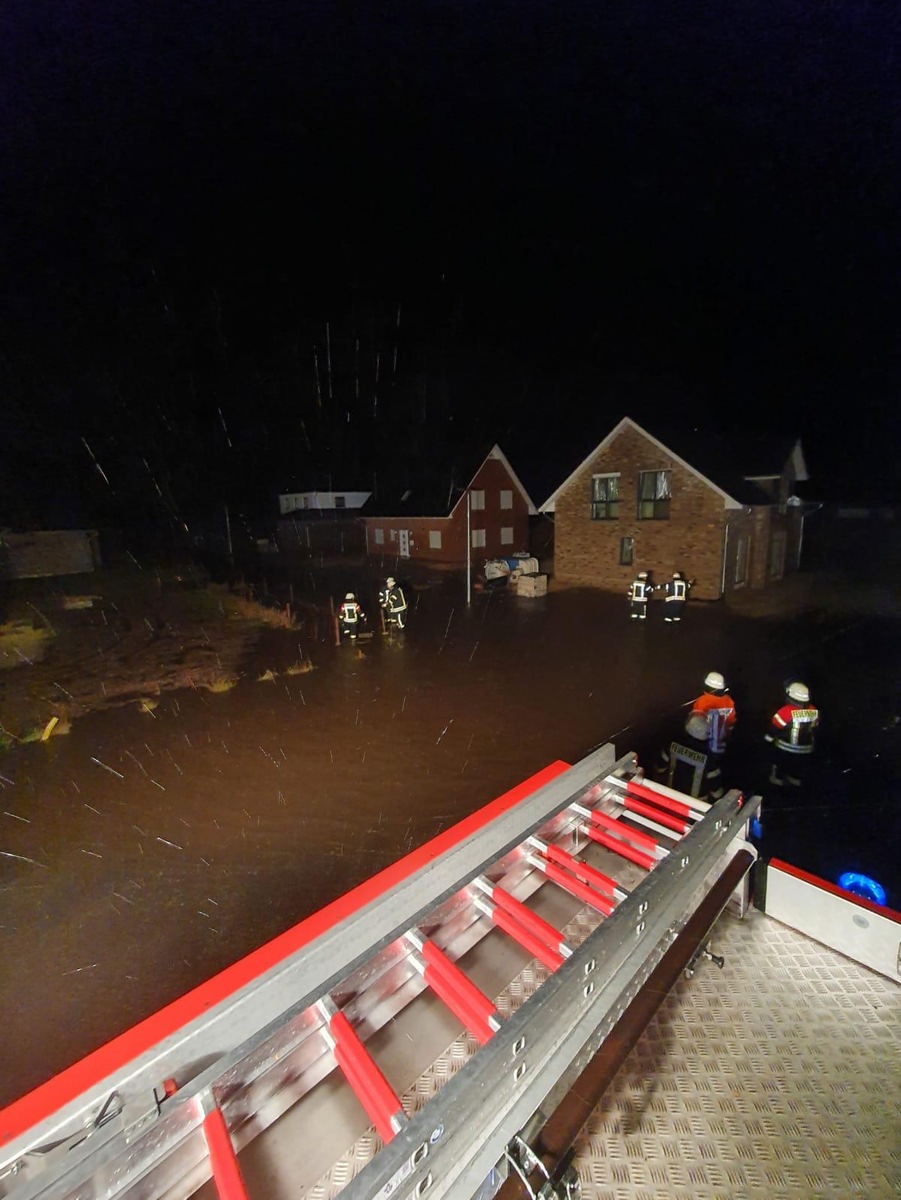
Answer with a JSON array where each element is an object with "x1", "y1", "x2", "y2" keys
[
  {"x1": 704, "y1": 671, "x2": 726, "y2": 693},
  {"x1": 787, "y1": 680, "x2": 810, "y2": 703},
  {"x1": 685, "y1": 714, "x2": 710, "y2": 740},
  {"x1": 345, "y1": 592, "x2": 355, "y2": 601},
  {"x1": 672, "y1": 571, "x2": 682, "y2": 580},
  {"x1": 386, "y1": 577, "x2": 395, "y2": 587},
  {"x1": 637, "y1": 571, "x2": 648, "y2": 580}
]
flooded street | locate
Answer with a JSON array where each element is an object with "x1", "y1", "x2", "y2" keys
[{"x1": 1, "y1": 575, "x2": 899, "y2": 1104}]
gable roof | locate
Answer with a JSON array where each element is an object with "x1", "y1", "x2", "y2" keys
[
  {"x1": 360, "y1": 444, "x2": 536, "y2": 519},
  {"x1": 539, "y1": 417, "x2": 806, "y2": 512}
]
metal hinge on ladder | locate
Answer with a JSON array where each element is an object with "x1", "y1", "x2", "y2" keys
[{"x1": 503, "y1": 1134, "x2": 580, "y2": 1199}]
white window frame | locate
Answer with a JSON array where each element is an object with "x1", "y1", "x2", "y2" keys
[
  {"x1": 500, "y1": 527, "x2": 514, "y2": 545},
  {"x1": 500, "y1": 489, "x2": 513, "y2": 510},
  {"x1": 373, "y1": 528, "x2": 384, "y2": 546},
  {"x1": 471, "y1": 529, "x2": 486, "y2": 549},
  {"x1": 590, "y1": 473, "x2": 621, "y2": 521},
  {"x1": 429, "y1": 530, "x2": 442, "y2": 549},
  {"x1": 470, "y1": 490, "x2": 485, "y2": 511}
]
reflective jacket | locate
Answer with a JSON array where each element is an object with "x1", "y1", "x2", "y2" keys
[
  {"x1": 628, "y1": 579, "x2": 654, "y2": 602},
  {"x1": 379, "y1": 585, "x2": 407, "y2": 615},
  {"x1": 691, "y1": 692, "x2": 737, "y2": 754},
  {"x1": 338, "y1": 600, "x2": 362, "y2": 625},
  {"x1": 664, "y1": 578, "x2": 689, "y2": 602},
  {"x1": 768, "y1": 703, "x2": 819, "y2": 754}
]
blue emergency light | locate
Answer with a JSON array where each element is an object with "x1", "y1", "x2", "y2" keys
[{"x1": 837, "y1": 871, "x2": 887, "y2": 907}]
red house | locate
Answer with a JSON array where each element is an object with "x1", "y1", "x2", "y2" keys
[{"x1": 360, "y1": 445, "x2": 536, "y2": 568}]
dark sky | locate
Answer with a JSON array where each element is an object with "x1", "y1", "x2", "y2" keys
[{"x1": 1, "y1": 1, "x2": 899, "y2": 531}]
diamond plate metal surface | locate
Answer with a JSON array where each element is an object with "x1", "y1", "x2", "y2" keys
[{"x1": 304, "y1": 908, "x2": 900, "y2": 1200}]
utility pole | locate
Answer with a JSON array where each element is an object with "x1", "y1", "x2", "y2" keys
[{"x1": 466, "y1": 491, "x2": 472, "y2": 605}]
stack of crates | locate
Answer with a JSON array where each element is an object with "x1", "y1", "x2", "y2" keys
[{"x1": 515, "y1": 573, "x2": 548, "y2": 598}]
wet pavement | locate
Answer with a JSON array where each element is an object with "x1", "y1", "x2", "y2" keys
[{"x1": 1, "y1": 573, "x2": 899, "y2": 1105}]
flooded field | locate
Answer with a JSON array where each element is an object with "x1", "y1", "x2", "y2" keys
[{"x1": 1, "y1": 570, "x2": 899, "y2": 1105}]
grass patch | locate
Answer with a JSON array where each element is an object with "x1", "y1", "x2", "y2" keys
[
  {"x1": 284, "y1": 660, "x2": 316, "y2": 675},
  {"x1": 204, "y1": 673, "x2": 239, "y2": 693},
  {"x1": 0, "y1": 620, "x2": 54, "y2": 669},
  {"x1": 208, "y1": 585, "x2": 295, "y2": 628}
]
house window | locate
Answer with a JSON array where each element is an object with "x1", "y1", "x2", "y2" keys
[
  {"x1": 734, "y1": 536, "x2": 748, "y2": 585},
  {"x1": 590, "y1": 474, "x2": 620, "y2": 520},
  {"x1": 470, "y1": 490, "x2": 485, "y2": 511},
  {"x1": 471, "y1": 529, "x2": 486, "y2": 548},
  {"x1": 334, "y1": 495, "x2": 346, "y2": 509},
  {"x1": 500, "y1": 527, "x2": 514, "y2": 545},
  {"x1": 638, "y1": 470, "x2": 671, "y2": 520},
  {"x1": 374, "y1": 528, "x2": 384, "y2": 545},
  {"x1": 389, "y1": 530, "x2": 397, "y2": 541},
  {"x1": 429, "y1": 530, "x2": 442, "y2": 549},
  {"x1": 500, "y1": 489, "x2": 513, "y2": 510},
  {"x1": 619, "y1": 537, "x2": 633, "y2": 566}
]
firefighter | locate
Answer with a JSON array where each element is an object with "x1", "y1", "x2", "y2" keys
[
  {"x1": 654, "y1": 713, "x2": 724, "y2": 801},
  {"x1": 627, "y1": 571, "x2": 654, "y2": 620},
  {"x1": 765, "y1": 680, "x2": 819, "y2": 788},
  {"x1": 337, "y1": 592, "x2": 365, "y2": 641},
  {"x1": 379, "y1": 576, "x2": 408, "y2": 630},
  {"x1": 663, "y1": 571, "x2": 691, "y2": 622},
  {"x1": 690, "y1": 671, "x2": 737, "y2": 756}
]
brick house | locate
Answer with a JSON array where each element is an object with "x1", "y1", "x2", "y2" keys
[
  {"x1": 360, "y1": 445, "x2": 535, "y2": 568},
  {"x1": 539, "y1": 417, "x2": 810, "y2": 599}
]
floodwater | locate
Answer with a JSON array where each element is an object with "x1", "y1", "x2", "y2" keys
[{"x1": 1, "y1": 575, "x2": 899, "y2": 1105}]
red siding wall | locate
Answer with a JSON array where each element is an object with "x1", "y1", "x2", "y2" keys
[{"x1": 363, "y1": 457, "x2": 530, "y2": 567}]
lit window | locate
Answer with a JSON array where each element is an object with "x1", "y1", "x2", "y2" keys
[
  {"x1": 500, "y1": 489, "x2": 513, "y2": 510},
  {"x1": 470, "y1": 490, "x2": 485, "y2": 511},
  {"x1": 590, "y1": 474, "x2": 620, "y2": 520},
  {"x1": 471, "y1": 529, "x2": 486, "y2": 548},
  {"x1": 374, "y1": 528, "x2": 384, "y2": 545},
  {"x1": 429, "y1": 530, "x2": 442, "y2": 549},
  {"x1": 638, "y1": 470, "x2": 671, "y2": 520},
  {"x1": 500, "y1": 527, "x2": 513, "y2": 545}
]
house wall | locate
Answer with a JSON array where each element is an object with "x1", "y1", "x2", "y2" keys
[
  {"x1": 553, "y1": 424, "x2": 727, "y2": 599},
  {"x1": 1, "y1": 530, "x2": 101, "y2": 579},
  {"x1": 275, "y1": 516, "x2": 366, "y2": 556},
  {"x1": 363, "y1": 457, "x2": 530, "y2": 566}
]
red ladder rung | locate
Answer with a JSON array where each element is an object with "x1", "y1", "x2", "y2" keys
[
  {"x1": 589, "y1": 808, "x2": 658, "y2": 851},
  {"x1": 626, "y1": 778, "x2": 698, "y2": 818},
  {"x1": 420, "y1": 940, "x2": 499, "y2": 1039},
  {"x1": 489, "y1": 905, "x2": 565, "y2": 971},
  {"x1": 585, "y1": 825, "x2": 657, "y2": 871},
  {"x1": 328, "y1": 1009, "x2": 405, "y2": 1142},
  {"x1": 538, "y1": 857, "x2": 616, "y2": 914},
  {"x1": 543, "y1": 843, "x2": 619, "y2": 896},
  {"x1": 623, "y1": 794, "x2": 690, "y2": 835},
  {"x1": 203, "y1": 1105, "x2": 250, "y2": 1200},
  {"x1": 489, "y1": 884, "x2": 568, "y2": 955}
]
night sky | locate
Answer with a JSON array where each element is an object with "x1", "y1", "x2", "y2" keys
[{"x1": 2, "y1": 1, "x2": 899, "y2": 535}]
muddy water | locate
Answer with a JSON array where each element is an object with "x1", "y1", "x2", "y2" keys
[{"x1": 1, "y1": 580, "x2": 898, "y2": 1104}]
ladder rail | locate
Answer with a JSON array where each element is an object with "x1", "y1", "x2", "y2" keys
[{"x1": 0, "y1": 750, "x2": 616, "y2": 1197}]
